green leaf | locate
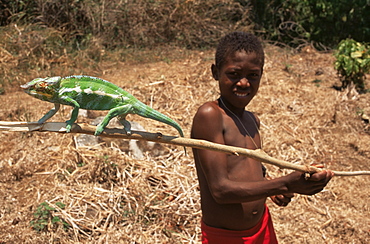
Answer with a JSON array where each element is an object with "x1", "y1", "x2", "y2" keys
[
  {"x1": 351, "y1": 51, "x2": 363, "y2": 58},
  {"x1": 52, "y1": 216, "x2": 61, "y2": 224},
  {"x1": 55, "y1": 202, "x2": 66, "y2": 209}
]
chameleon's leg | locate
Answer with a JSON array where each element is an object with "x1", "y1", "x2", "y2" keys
[
  {"x1": 95, "y1": 104, "x2": 133, "y2": 136},
  {"x1": 38, "y1": 103, "x2": 60, "y2": 124},
  {"x1": 65, "y1": 106, "x2": 80, "y2": 132},
  {"x1": 59, "y1": 97, "x2": 80, "y2": 132},
  {"x1": 117, "y1": 114, "x2": 132, "y2": 135}
]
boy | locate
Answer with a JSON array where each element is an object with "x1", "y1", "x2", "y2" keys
[{"x1": 191, "y1": 32, "x2": 334, "y2": 243}]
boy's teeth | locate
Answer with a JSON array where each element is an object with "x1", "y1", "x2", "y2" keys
[{"x1": 235, "y1": 92, "x2": 248, "y2": 97}]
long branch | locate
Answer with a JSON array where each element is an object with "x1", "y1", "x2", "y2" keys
[{"x1": 1, "y1": 121, "x2": 369, "y2": 176}]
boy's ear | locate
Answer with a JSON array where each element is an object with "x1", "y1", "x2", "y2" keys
[{"x1": 211, "y1": 64, "x2": 219, "y2": 80}]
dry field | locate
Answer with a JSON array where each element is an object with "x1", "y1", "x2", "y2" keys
[{"x1": 0, "y1": 45, "x2": 369, "y2": 243}]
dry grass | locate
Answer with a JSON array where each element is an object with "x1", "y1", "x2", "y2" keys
[{"x1": 0, "y1": 45, "x2": 370, "y2": 243}]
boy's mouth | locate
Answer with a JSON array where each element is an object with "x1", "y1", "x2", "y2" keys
[{"x1": 234, "y1": 91, "x2": 250, "y2": 97}]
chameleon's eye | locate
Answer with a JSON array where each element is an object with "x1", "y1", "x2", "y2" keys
[{"x1": 37, "y1": 82, "x2": 48, "y2": 89}]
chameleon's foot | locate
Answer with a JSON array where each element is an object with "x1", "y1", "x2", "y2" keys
[
  {"x1": 94, "y1": 126, "x2": 104, "y2": 136},
  {"x1": 37, "y1": 119, "x2": 46, "y2": 124},
  {"x1": 125, "y1": 129, "x2": 132, "y2": 135},
  {"x1": 65, "y1": 124, "x2": 72, "y2": 133},
  {"x1": 117, "y1": 116, "x2": 132, "y2": 136}
]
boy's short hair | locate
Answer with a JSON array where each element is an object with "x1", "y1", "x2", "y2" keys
[{"x1": 215, "y1": 32, "x2": 264, "y2": 69}]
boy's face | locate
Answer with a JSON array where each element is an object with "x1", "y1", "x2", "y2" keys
[{"x1": 212, "y1": 50, "x2": 263, "y2": 109}]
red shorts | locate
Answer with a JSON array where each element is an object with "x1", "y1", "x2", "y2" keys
[{"x1": 201, "y1": 205, "x2": 278, "y2": 244}]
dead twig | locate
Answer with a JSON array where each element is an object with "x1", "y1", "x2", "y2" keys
[{"x1": 1, "y1": 121, "x2": 369, "y2": 177}]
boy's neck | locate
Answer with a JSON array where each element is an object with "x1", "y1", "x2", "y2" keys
[
  {"x1": 218, "y1": 97, "x2": 245, "y2": 117},
  {"x1": 218, "y1": 96, "x2": 260, "y2": 149}
]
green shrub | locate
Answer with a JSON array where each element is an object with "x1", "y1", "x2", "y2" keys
[
  {"x1": 30, "y1": 202, "x2": 70, "y2": 232},
  {"x1": 334, "y1": 39, "x2": 370, "y2": 91}
]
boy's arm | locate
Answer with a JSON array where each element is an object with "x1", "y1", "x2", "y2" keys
[{"x1": 192, "y1": 103, "x2": 333, "y2": 204}]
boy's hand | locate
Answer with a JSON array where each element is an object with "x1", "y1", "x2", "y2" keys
[
  {"x1": 286, "y1": 170, "x2": 334, "y2": 195},
  {"x1": 270, "y1": 193, "x2": 294, "y2": 207}
]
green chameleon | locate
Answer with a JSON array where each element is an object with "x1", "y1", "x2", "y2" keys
[{"x1": 21, "y1": 75, "x2": 184, "y2": 137}]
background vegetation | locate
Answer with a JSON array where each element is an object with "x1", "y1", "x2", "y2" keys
[
  {"x1": 0, "y1": 0, "x2": 251, "y2": 49},
  {"x1": 1, "y1": 0, "x2": 368, "y2": 87},
  {"x1": 0, "y1": 0, "x2": 251, "y2": 88},
  {"x1": 1, "y1": 0, "x2": 369, "y2": 49},
  {"x1": 0, "y1": 0, "x2": 368, "y2": 90}
]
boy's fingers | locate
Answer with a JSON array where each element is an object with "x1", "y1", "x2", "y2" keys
[
  {"x1": 278, "y1": 194, "x2": 292, "y2": 202},
  {"x1": 283, "y1": 193, "x2": 294, "y2": 198},
  {"x1": 272, "y1": 195, "x2": 291, "y2": 206},
  {"x1": 307, "y1": 170, "x2": 333, "y2": 181}
]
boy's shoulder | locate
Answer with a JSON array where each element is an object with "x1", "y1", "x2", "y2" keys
[
  {"x1": 193, "y1": 100, "x2": 224, "y2": 123},
  {"x1": 192, "y1": 100, "x2": 225, "y2": 136},
  {"x1": 196, "y1": 101, "x2": 222, "y2": 116}
]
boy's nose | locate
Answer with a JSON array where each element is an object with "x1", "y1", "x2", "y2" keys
[{"x1": 237, "y1": 77, "x2": 250, "y2": 88}]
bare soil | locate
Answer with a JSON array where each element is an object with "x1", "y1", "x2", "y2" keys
[{"x1": 0, "y1": 46, "x2": 369, "y2": 243}]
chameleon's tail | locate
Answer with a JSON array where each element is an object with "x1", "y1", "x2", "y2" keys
[{"x1": 134, "y1": 101, "x2": 184, "y2": 138}]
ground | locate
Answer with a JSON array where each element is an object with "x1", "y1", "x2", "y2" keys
[{"x1": 0, "y1": 46, "x2": 369, "y2": 243}]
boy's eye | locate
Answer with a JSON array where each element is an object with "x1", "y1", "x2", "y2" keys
[{"x1": 227, "y1": 72, "x2": 239, "y2": 77}]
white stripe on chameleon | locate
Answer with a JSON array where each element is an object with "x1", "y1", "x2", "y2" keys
[
  {"x1": 59, "y1": 87, "x2": 83, "y2": 94},
  {"x1": 60, "y1": 87, "x2": 121, "y2": 99},
  {"x1": 83, "y1": 88, "x2": 93, "y2": 94},
  {"x1": 85, "y1": 87, "x2": 121, "y2": 98}
]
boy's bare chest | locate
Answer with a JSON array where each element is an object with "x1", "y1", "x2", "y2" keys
[
  {"x1": 222, "y1": 115, "x2": 263, "y2": 180},
  {"x1": 229, "y1": 157, "x2": 263, "y2": 181},
  {"x1": 223, "y1": 115, "x2": 261, "y2": 150}
]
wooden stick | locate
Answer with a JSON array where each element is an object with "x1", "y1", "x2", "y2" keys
[{"x1": 1, "y1": 121, "x2": 369, "y2": 176}]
